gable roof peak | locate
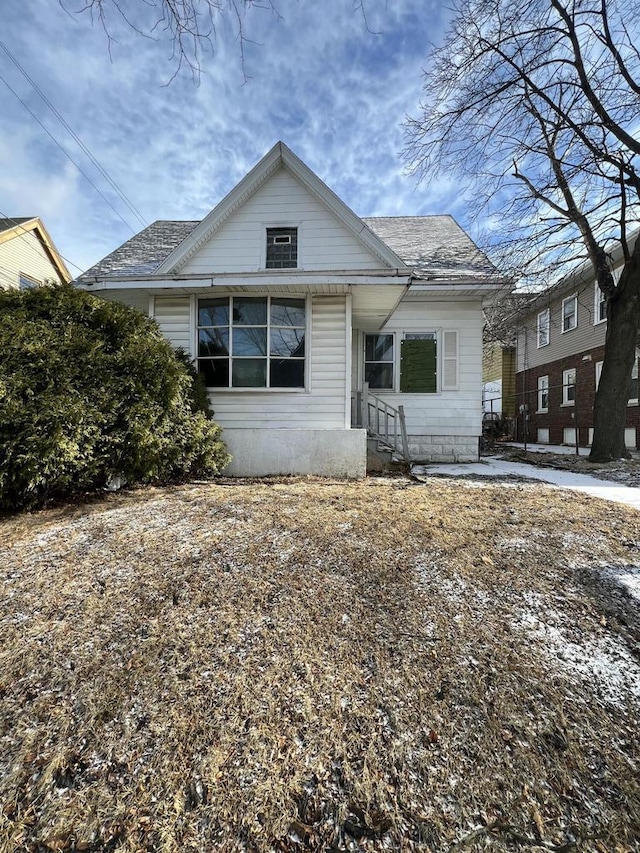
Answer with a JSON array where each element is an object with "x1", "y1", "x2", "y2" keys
[{"x1": 154, "y1": 142, "x2": 408, "y2": 275}]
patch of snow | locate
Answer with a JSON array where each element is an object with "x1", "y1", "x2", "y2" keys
[
  {"x1": 413, "y1": 458, "x2": 640, "y2": 511},
  {"x1": 515, "y1": 595, "x2": 640, "y2": 707},
  {"x1": 600, "y1": 564, "x2": 640, "y2": 602}
]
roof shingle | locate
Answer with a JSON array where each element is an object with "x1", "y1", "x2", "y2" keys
[{"x1": 77, "y1": 214, "x2": 498, "y2": 282}]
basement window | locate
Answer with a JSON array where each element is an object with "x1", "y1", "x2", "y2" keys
[{"x1": 266, "y1": 227, "x2": 298, "y2": 269}]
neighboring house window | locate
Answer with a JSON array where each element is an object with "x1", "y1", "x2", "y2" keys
[
  {"x1": 364, "y1": 334, "x2": 394, "y2": 390},
  {"x1": 537, "y1": 375, "x2": 549, "y2": 412},
  {"x1": 630, "y1": 352, "x2": 639, "y2": 405},
  {"x1": 594, "y1": 283, "x2": 607, "y2": 324},
  {"x1": 562, "y1": 368, "x2": 576, "y2": 405},
  {"x1": 537, "y1": 309, "x2": 550, "y2": 347},
  {"x1": 266, "y1": 227, "x2": 297, "y2": 269},
  {"x1": 561, "y1": 294, "x2": 577, "y2": 332},
  {"x1": 400, "y1": 333, "x2": 438, "y2": 393},
  {"x1": 197, "y1": 296, "x2": 305, "y2": 388},
  {"x1": 19, "y1": 273, "x2": 40, "y2": 290},
  {"x1": 595, "y1": 361, "x2": 603, "y2": 390}
]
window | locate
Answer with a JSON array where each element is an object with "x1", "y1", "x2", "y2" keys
[
  {"x1": 594, "y1": 282, "x2": 607, "y2": 324},
  {"x1": 561, "y1": 294, "x2": 577, "y2": 332},
  {"x1": 537, "y1": 375, "x2": 549, "y2": 412},
  {"x1": 266, "y1": 227, "x2": 297, "y2": 269},
  {"x1": 364, "y1": 334, "x2": 394, "y2": 389},
  {"x1": 19, "y1": 273, "x2": 40, "y2": 290},
  {"x1": 595, "y1": 361, "x2": 603, "y2": 390},
  {"x1": 629, "y1": 352, "x2": 639, "y2": 405},
  {"x1": 400, "y1": 333, "x2": 438, "y2": 393},
  {"x1": 537, "y1": 309, "x2": 550, "y2": 347},
  {"x1": 562, "y1": 368, "x2": 576, "y2": 405},
  {"x1": 197, "y1": 296, "x2": 305, "y2": 388}
]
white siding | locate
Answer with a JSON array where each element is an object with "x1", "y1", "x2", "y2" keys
[
  {"x1": 366, "y1": 299, "x2": 483, "y2": 438},
  {"x1": 98, "y1": 290, "x2": 150, "y2": 315},
  {"x1": 154, "y1": 296, "x2": 192, "y2": 351},
  {"x1": 0, "y1": 230, "x2": 64, "y2": 290},
  {"x1": 212, "y1": 295, "x2": 347, "y2": 429},
  {"x1": 148, "y1": 293, "x2": 348, "y2": 429},
  {"x1": 180, "y1": 168, "x2": 382, "y2": 274}
]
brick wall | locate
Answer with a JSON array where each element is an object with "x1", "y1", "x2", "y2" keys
[{"x1": 515, "y1": 344, "x2": 640, "y2": 448}]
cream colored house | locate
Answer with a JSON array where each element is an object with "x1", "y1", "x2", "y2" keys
[
  {"x1": 77, "y1": 143, "x2": 508, "y2": 476},
  {"x1": 0, "y1": 217, "x2": 70, "y2": 290}
]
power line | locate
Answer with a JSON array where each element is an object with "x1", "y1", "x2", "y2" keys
[
  {"x1": 0, "y1": 72, "x2": 138, "y2": 235},
  {"x1": 0, "y1": 211, "x2": 84, "y2": 275},
  {"x1": 0, "y1": 39, "x2": 148, "y2": 230}
]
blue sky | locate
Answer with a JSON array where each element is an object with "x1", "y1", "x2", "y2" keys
[{"x1": 1, "y1": 0, "x2": 459, "y2": 275}]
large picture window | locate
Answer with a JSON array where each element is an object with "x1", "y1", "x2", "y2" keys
[{"x1": 197, "y1": 296, "x2": 306, "y2": 388}]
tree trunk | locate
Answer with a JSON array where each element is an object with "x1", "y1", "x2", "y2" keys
[{"x1": 590, "y1": 238, "x2": 640, "y2": 462}]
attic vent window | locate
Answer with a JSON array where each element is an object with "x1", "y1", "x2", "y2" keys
[{"x1": 266, "y1": 227, "x2": 297, "y2": 269}]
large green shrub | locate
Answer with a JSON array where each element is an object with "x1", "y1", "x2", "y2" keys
[{"x1": 0, "y1": 284, "x2": 230, "y2": 511}]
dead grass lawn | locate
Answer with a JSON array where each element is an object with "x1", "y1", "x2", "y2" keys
[{"x1": 1, "y1": 477, "x2": 639, "y2": 852}]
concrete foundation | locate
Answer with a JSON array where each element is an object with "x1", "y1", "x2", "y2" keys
[
  {"x1": 408, "y1": 435, "x2": 479, "y2": 463},
  {"x1": 221, "y1": 428, "x2": 367, "y2": 478}
]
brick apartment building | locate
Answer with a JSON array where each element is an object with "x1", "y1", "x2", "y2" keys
[{"x1": 514, "y1": 245, "x2": 639, "y2": 450}]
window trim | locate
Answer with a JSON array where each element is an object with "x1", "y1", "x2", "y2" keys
[
  {"x1": 561, "y1": 293, "x2": 578, "y2": 333},
  {"x1": 400, "y1": 331, "x2": 439, "y2": 394},
  {"x1": 562, "y1": 367, "x2": 576, "y2": 406},
  {"x1": 364, "y1": 332, "x2": 396, "y2": 391},
  {"x1": 629, "y1": 351, "x2": 639, "y2": 406},
  {"x1": 19, "y1": 273, "x2": 40, "y2": 290},
  {"x1": 263, "y1": 224, "x2": 301, "y2": 270},
  {"x1": 537, "y1": 375, "x2": 549, "y2": 413},
  {"x1": 537, "y1": 308, "x2": 550, "y2": 348},
  {"x1": 196, "y1": 294, "x2": 309, "y2": 391},
  {"x1": 595, "y1": 360, "x2": 603, "y2": 391},
  {"x1": 594, "y1": 282, "x2": 607, "y2": 325}
]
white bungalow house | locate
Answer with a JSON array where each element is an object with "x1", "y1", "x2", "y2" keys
[{"x1": 77, "y1": 142, "x2": 508, "y2": 477}]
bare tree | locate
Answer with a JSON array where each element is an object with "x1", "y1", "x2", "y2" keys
[
  {"x1": 406, "y1": 0, "x2": 640, "y2": 462},
  {"x1": 59, "y1": 0, "x2": 280, "y2": 81}
]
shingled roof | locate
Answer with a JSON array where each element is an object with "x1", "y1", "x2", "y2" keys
[
  {"x1": 78, "y1": 214, "x2": 498, "y2": 282},
  {"x1": 362, "y1": 215, "x2": 497, "y2": 280},
  {"x1": 79, "y1": 221, "x2": 199, "y2": 280},
  {"x1": 0, "y1": 217, "x2": 34, "y2": 233}
]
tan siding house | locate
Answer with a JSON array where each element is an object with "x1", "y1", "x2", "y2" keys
[
  {"x1": 77, "y1": 142, "x2": 508, "y2": 476},
  {"x1": 0, "y1": 218, "x2": 70, "y2": 290}
]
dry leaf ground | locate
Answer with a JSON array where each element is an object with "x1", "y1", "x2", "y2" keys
[{"x1": 1, "y1": 477, "x2": 639, "y2": 853}]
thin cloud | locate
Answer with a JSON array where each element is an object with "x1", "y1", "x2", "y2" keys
[{"x1": 1, "y1": 0, "x2": 454, "y2": 273}]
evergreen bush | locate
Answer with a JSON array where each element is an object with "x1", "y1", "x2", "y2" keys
[{"x1": 0, "y1": 284, "x2": 230, "y2": 511}]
